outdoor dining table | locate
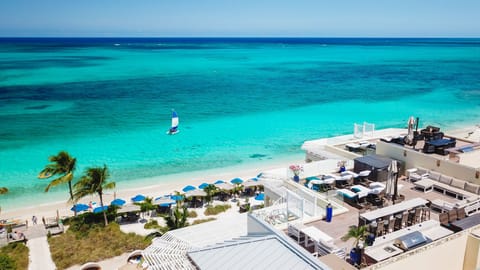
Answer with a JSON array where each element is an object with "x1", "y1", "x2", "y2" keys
[
  {"x1": 300, "y1": 226, "x2": 334, "y2": 248},
  {"x1": 359, "y1": 198, "x2": 429, "y2": 224}
]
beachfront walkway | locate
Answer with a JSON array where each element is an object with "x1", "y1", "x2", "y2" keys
[{"x1": 26, "y1": 225, "x2": 56, "y2": 270}]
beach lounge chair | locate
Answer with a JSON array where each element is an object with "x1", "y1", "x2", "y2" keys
[{"x1": 337, "y1": 189, "x2": 359, "y2": 205}]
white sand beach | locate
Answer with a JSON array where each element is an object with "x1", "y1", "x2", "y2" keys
[{"x1": 1, "y1": 156, "x2": 303, "y2": 222}]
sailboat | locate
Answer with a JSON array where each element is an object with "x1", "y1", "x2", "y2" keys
[{"x1": 167, "y1": 110, "x2": 179, "y2": 135}]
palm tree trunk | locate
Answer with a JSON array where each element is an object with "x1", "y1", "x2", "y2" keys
[
  {"x1": 68, "y1": 180, "x2": 77, "y2": 216},
  {"x1": 99, "y1": 192, "x2": 108, "y2": 226}
]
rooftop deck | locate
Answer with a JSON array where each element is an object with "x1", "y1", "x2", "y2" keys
[{"x1": 286, "y1": 177, "x2": 460, "y2": 257}]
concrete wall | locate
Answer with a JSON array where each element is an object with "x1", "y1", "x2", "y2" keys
[{"x1": 376, "y1": 141, "x2": 480, "y2": 183}]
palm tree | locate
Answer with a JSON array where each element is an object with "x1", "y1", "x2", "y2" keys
[
  {"x1": 341, "y1": 225, "x2": 368, "y2": 248},
  {"x1": 39, "y1": 151, "x2": 77, "y2": 202},
  {"x1": 72, "y1": 165, "x2": 115, "y2": 226},
  {"x1": 203, "y1": 184, "x2": 218, "y2": 206},
  {"x1": 165, "y1": 205, "x2": 188, "y2": 230},
  {"x1": 341, "y1": 225, "x2": 369, "y2": 266}
]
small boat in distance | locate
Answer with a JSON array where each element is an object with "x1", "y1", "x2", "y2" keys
[{"x1": 167, "y1": 110, "x2": 179, "y2": 135}]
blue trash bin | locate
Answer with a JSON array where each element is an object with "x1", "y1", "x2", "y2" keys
[{"x1": 326, "y1": 203, "x2": 333, "y2": 222}]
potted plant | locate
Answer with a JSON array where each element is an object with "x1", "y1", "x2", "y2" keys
[
  {"x1": 341, "y1": 225, "x2": 368, "y2": 266},
  {"x1": 289, "y1": 165, "x2": 303, "y2": 182}
]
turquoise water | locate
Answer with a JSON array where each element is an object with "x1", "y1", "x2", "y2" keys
[{"x1": 0, "y1": 38, "x2": 479, "y2": 210}]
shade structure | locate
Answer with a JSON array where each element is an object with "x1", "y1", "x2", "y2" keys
[
  {"x1": 230, "y1": 178, "x2": 243, "y2": 185},
  {"x1": 255, "y1": 193, "x2": 265, "y2": 201},
  {"x1": 110, "y1": 198, "x2": 126, "y2": 206},
  {"x1": 117, "y1": 204, "x2": 141, "y2": 214},
  {"x1": 71, "y1": 203, "x2": 89, "y2": 212},
  {"x1": 198, "y1": 183, "x2": 209, "y2": 189},
  {"x1": 186, "y1": 189, "x2": 207, "y2": 198},
  {"x1": 93, "y1": 205, "x2": 109, "y2": 213},
  {"x1": 250, "y1": 177, "x2": 259, "y2": 181},
  {"x1": 243, "y1": 180, "x2": 263, "y2": 188},
  {"x1": 182, "y1": 185, "x2": 196, "y2": 192},
  {"x1": 154, "y1": 196, "x2": 176, "y2": 206},
  {"x1": 131, "y1": 194, "x2": 146, "y2": 202},
  {"x1": 214, "y1": 180, "x2": 225, "y2": 184},
  {"x1": 215, "y1": 182, "x2": 235, "y2": 191}
]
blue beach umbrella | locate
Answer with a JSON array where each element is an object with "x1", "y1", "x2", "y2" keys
[
  {"x1": 170, "y1": 194, "x2": 184, "y2": 201},
  {"x1": 70, "y1": 204, "x2": 89, "y2": 212},
  {"x1": 198, "y1": 183, "x2": 209, "y2": 189},
  {"x1": 250, "y1": 177, "x2": 259, "y2": 182},
  {"x1": 255, "y1": 193, "x2": 265, "y2": 201},
  {"x1": 214, "y1": 180, "x2": 225, "y2": 184},
  {"x1": 182, "y1": 185, "x2": 196, "y2": 192},
  {"x1": 110, "y1": 198, "x2": 126, "y2": 207},
  {"x1": 160, "y1": 202, "x2": 175, "y2": 207},
  {"x1": 131, "y1": 194, "x2": 146, "y2": 202},
  {"x1": 93, "y1": 205, "x2": 109, "y2": 213},
  {"x1": 257, "y1": 173, "x2": 263, "y2": 178},
  {"x1": 231, "y1": 178, "x2": 243, "y2": 185}
]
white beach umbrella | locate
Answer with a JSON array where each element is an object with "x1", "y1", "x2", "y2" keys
[
  {"x1": 405, "y1": 116, "x2": 415, "y2": 145},
  {"x1": 186, "y1": 189, "x2": 207, "y2": 197},
  {"x1": 215, "y1": 182, "x2": 235, "y2": 191}
]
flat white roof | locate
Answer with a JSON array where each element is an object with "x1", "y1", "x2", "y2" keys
[{"x1": 189, "y1": 235, "x2": 329, "y2": 270}]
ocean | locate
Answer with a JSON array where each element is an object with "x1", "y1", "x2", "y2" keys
[{"x1": 0, "y1": 38, "x2": 479, "y2": 210}]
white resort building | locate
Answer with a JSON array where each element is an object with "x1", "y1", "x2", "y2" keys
[{"x1": 141, "y1": 123, "x2": 480, "y2": 270}]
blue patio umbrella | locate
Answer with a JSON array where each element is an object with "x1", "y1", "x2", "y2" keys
[
  {"x1": 93, "y1": 205, "x2": 109, "y2": 213},
  {"x1": 198, "y1": 183, "x2": 209, "y2": 189},
  {"x1": 255, "y1": 193, "x2": 265, "y2": 201},
  {"x1": 170, "y1": 194, "x2": 184, "y2": 201},
  {"x1": 257, "y1": 173, "x2": 263, "y2": 178},
  {"x1": 182, "y1": 185, "x2": 196, "y2": 192},
  {"x1": 231, "y1": 178, "x2": 243, "y2": 185},
  {"x1": 71, "y1": 203, "x2": 89, "y2": 212},
  {"x1": 131, "y1": 194, "x2": 146, "y2": 202},
  {"x1": 110, "y1": 198, "x2": 126, "y2": 207},
  {"x1": 250, "y1": 177, "x2": 259, "y2": 181},
  {"x1": 160, "y1": 202, "x2": 175, "y2": 207},
  {"x1": 214, "y1": 180, "x2": 225, "y2": 184}
]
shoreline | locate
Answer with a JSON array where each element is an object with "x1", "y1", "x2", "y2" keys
[
  {"x1": 1, "y1": 153, "x2": 304, "y2": 221},
  {"x1": 2, "y1": 124, "x2": 479, "y2": 222}
]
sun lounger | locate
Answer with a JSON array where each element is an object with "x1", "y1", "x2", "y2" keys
[
  {"x1": 337, "y1": 189, "x2": 359, "y2": 205},
  {"x1": 351, "y1": 185, "x2": 371, "y2": 198}
]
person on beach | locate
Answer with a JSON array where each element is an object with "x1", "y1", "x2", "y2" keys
[
  {"x1": 32, "y1": 215, "x2": 37, "y2": 225},
  {"x1": 42, "y1": 216, "x2": 46, "y2": 226}
]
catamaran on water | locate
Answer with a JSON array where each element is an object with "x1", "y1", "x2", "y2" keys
[{"x1": 167, "y1": 110, "x2": 179, "y2": 135}]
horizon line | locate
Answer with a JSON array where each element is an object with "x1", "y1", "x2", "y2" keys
[{"x1": 0, "y1": 36, "x2": 479, "y2": 39}]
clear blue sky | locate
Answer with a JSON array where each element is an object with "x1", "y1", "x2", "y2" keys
[{"x1": 0, "y1": 0, "x2": 479, "y2": 37}]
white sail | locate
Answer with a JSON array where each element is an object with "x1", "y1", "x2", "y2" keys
[{"x1": 167, "y1": 110, "x2": 179, "y2": 134}]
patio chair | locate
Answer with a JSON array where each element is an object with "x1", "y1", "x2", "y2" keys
[
  {"x1": 448, "y1": 209, "x2": 458, "y2": 222},
  {"x1": 375, "y1": 220, "x2": 385, "y2": 237},
  {"x1": 421, "y1": 207, "x2": 430, "y2": 222},
  {"x1": 413, "y1": 208, "x2": 422, "y2": 224},
  {"x1": 387, "y1": 217, "x2": 396, "y2": 233},
  {"x1": 439, "y1": 212, "x2": 449, "y2": 225},
  {"x1": 396, "y1": 212, "x2": 409, "y2": 230},
  {"x1": 457, "y1": 208, "x2": 466, "y2": 220}
]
